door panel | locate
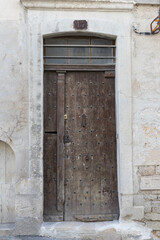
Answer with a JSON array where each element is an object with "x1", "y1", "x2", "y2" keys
[
  {"x1": 64, "y1": 71, "x2": 119, "y2": 221},
  {"x1": 43, "y1": 70, "x2": 119, "y2": 221}
]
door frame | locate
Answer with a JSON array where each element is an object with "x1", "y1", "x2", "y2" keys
[{"x1": 28, "y1": 25, "x2": 133, "y2": 227}]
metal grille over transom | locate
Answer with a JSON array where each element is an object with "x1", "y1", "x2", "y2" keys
[{"x1": 43, "y1": 36, "x2": 116, "y2": 65}]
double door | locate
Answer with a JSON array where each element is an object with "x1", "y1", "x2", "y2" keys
[{"x1": 44, "y1": 69, "x2": 119, "y2": 221}]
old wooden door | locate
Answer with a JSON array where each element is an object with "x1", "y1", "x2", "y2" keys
[{"x1": 44, "y1": 69, "x2": 119, "y2": 221}]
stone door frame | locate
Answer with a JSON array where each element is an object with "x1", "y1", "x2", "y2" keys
[{"x1": 15, "y1": 1, "x2": 144, "y2": 233}]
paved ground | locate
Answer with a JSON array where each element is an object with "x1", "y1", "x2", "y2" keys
[{"x1": 0, "y1": 237, "x2": 79, "y2": 240}]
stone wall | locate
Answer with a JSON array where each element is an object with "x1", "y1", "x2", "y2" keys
[{"x1": 132, "y1": 4, "x2": 160, "y2": 236}]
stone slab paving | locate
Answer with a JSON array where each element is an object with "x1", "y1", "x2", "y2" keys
[
  {"x1": 0, "y1": 221, "x2": 157, "y2": 240},
  {"x1": 0, "y1": 237, "x2": 78, "y2": 240}
]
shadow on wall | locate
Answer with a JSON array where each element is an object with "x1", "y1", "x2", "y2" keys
[{"x1": 0, "y1": 141, "x2": 15, "y2": 224}]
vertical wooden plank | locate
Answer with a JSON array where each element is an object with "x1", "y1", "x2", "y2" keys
[
  {"x1": 44, "y1": 71, "x2": 57, "y2": 132},
  {"x1": 75, "y1": 72, "x2": 90, "y2": 217},
  {"x1": 44, "y1": 133, "x2": 63, "y2": 221},
  {"x1": 57, "y1": 72, "x2": 65, "y2": 212},
  {"x1": 90, "y1": 72, "x2": 101, "y2": 215},
  {"x1": 64, "y1": 72, "x2": 76, "y2": 221}
]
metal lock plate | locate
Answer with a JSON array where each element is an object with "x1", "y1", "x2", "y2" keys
[
  {"x1": 82, "y1": 114, "x2": 86, "y2": 127},
  {"x1": 64, "y1": 134, "x2": 71, "y2": 144},
  {"x1": 64, "y1": 114, "x2": 68, "y2": 120}
]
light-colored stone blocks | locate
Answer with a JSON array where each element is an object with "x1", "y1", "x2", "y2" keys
[
  {"x1": 132, "y1": 206, "x2": 144, "y2": 221},
  {"x1": 139, "y1": 166, "x2": 155, "y2": 176},
  {"x1": 145, "y1": 213, "x2": 160, "y2": 221},
  {"x1": 146, "y1": 221, "x2": 160, "y2": 231},
  {"x1": 140, "y1": 176, "x2": 160, "y2": 190},
  {"x1": 144, "y1": 201, "x2": 152, "y2": 213},
  {"x1": 156, "y1": 165, "x2": 160, "y2": 175},
  {"x1": 134, "y1": 195, "x2": 144, "y2": 206},
  {"x1": 120, "y1": 206, "x2": 144, "y2": 221},
  {"x1": 15, "y1": 194, "x2": 42, "y2": 218},
  {"x1": 15, "y1": 217, "x2": 42, "y2": 235},
  {"x1": 152, "y1": 201, "x2": 160, "y2": 213}
]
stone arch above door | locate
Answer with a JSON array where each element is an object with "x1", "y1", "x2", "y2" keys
[{"x1": 0, "y1": 140, "x2": 15, "y2": 223}]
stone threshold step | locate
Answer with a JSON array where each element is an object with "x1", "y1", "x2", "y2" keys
[
  {"x1": 0, "y1": 238, "x2": 75, "y2": 240},
  {"x1": 0, "y1": 224, "x2": 15, "y2": 237}
]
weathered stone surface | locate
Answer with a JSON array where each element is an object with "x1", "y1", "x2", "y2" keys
[
  {"x1": 97, "y1": 228, "x2": 121, "y2": 240},
  {"x1": 21, "y1": 0, "x2": 134, "y2": 11},
  {"x1": 121, "y1": 195, "x2": 133, "y2": 209},
  {"x1": 15, "y1": 217, "x2": 42, "y2": 235},
  {"x1": 144, "y1": 195, "x2": 158, "y2": 201},
  {"x1": 152, "y1": 230, "x2": 160, "y2": 239},
  {"x1": 145, "y1": 213, "x2": 160, "y2": 221},
  {"x1": 0, "y1": 224, "x2": 15, "y2": 236},
  {"x1": 15, "y1": 194, "x2": 42, "y2": 218},
  {"x1": 16, "y1": 178, "x2": 43, "y2": 195},
  {"x1": 132, "y1": 206, "x2": 144, "y2": 221},
  {"x1": 40, "y1": 221, "x2": 153, "y2": 240},
  {"x1": 156, "y1": 166, "x2": 160, "y2": 175},
  {"x1": 151, "y1": 201, "x2": 160, "y2": 213},
  {"x1": 146, "y1": 221, "x2": 160, "y2": 231},
  {"x1": 144, "y1": 201, "x2": 152, "y2": 213},
  {"x1": 140, "y1": 177, "x2": 160, "y2": 190},
  {"x1": 133, "y1": 195, "x2": 144, "y2": 206},
  {"x1": 139, "y1": 166, "x2": 155, "y2": 176}
]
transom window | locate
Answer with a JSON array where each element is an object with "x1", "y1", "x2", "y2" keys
[{"x1": 43, "y1": 36, "x2": 116, "y2": 65}]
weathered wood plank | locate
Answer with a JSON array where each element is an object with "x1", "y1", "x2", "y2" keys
[
  {"x1": 64, "y1": 71, "x2": 119, "y2": 221},
  {"x1": 44, "y1": 71, "x2": 57, "y2": 132},
  {"x1": 75, "y1": 214, "x2": 119, "y2": 222},
  {"x1": 57, "y1": 72, "x2": 65, "y2": 213},
  {"x1": 64, "y1": 72, "x2": 77, "y2": 221},
  {"x1": 43, "y1": 133, "x2": 63, "y2": 220}
]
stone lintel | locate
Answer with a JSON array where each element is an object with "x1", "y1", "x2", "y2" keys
[
  {"x1": 136, "y1": 0, "x2": 160, "y2": 5},
  {"x1": 20, "y1": 0, "x2": 134, "y2": 11}
]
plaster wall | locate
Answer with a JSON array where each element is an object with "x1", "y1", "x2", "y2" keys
[
  {"x1": 132, "y1": 5, "x2": 160, "y2": 233},
  {"x1": 0, "y1": 0, "x2": 160, "y2": 237}
]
